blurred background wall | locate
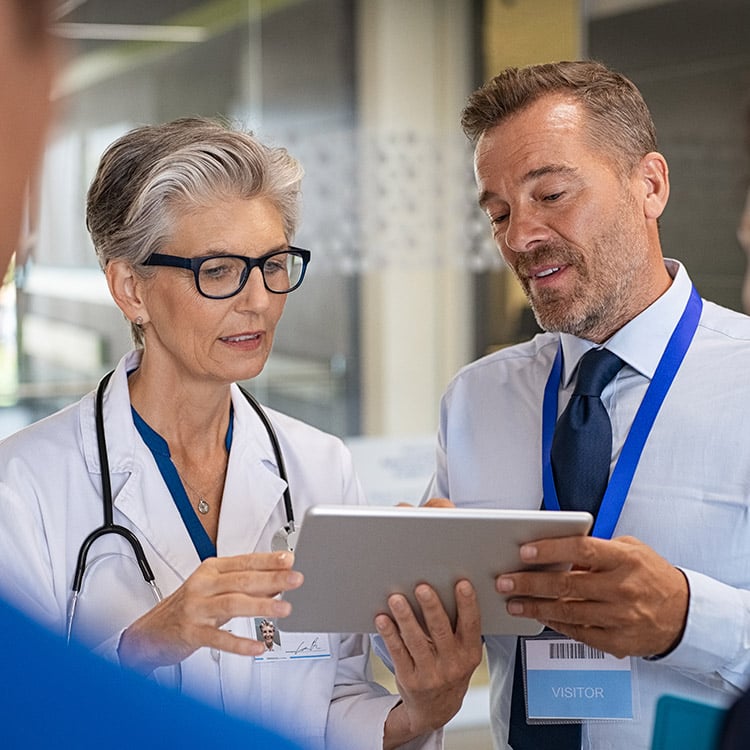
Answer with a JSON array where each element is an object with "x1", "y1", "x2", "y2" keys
[{"x1": 3, "y1": 0, "x2": 749, "y2": 445}]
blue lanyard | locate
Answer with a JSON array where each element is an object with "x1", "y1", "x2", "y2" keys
[
  {"x1": 132, "y1": 407, "x2": 234, "y2": 561},
  {"x1": 542, "y1": 286, "x2": 703, "y2": 539}
]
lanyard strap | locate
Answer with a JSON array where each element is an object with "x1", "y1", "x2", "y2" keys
[
  {"x1": 542, "y1": 285, "x2": 703, "y2": 539},
  {"x1": 132, "y1": 407, "x2": 234, "y2": 561}
]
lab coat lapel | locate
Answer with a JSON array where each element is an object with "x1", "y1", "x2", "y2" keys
[
  {"x1": 217, "y1": 387, "x2": 288, "y2": 556},
  {"x1": 86, "y1": 352, "x2": 202, "y2": 582},
  {"x1": 114, "y1": 453, "x2": 201, "y2": 581}
]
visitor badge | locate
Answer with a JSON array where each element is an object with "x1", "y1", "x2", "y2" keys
[{"x1": 520, "y1": 634, "x2": 634, "y2": 722}]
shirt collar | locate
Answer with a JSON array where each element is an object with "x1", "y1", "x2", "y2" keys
[{"x1": 558, "y1": 259, "x2": 695, "y2": 386}]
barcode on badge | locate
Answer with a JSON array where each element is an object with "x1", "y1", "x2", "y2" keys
[{"x1": 549, "y1": 642, "x2": 605, "y2": 660}]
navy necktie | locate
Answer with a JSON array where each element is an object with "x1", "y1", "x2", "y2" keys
[
  {"x1": 550, "y1": 348, "x2": 625, "y2": 515},
  {"x1": 508, "y1": 348, "x2": 624, "y2": 750}
]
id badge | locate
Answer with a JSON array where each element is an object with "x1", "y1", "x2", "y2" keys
[
  {"x1": 252, "y1": 617, "x2": 332, "y2": 662},
  {"x1": 520, "y1": 633, "x2": 635, "y2": 723}
]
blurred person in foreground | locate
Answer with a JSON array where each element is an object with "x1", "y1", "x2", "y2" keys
[
  {"x1": 0, "y1": 115, "x2": 482, "y2": 749},
  {"x1": 428, "y1": 59, "x2": 750, "y2": 749},
  {"x1": 0, "y1": 2, "x2": 300, "y2": 747},
  {"x1": 0, "y1": 2, "x2": 299, "y2": 748},
  {"x1": 0, "y1": 0, "x2": 57, "y2": 278}
]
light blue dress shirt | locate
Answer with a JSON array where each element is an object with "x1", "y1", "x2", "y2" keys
[{"x1": 428, "y1": 260, "x2": 750, "y2": 750}]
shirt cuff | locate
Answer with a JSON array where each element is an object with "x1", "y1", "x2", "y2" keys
[{"x1": 653, "y1": 568, "x2": 747, "y2": 679}]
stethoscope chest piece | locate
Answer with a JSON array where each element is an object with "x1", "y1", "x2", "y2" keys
[{"x1": 271, "y1": 523, "x2": 298, "y2": 553}]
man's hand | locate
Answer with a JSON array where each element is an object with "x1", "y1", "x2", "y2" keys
[
  {"x1": 378, "y1": 580, "x2": 483, "y2": 749},
  {"x1": 496, "y1": 535, "x2": 689, "y2": 659}
]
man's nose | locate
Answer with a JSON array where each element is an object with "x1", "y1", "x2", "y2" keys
[{"x1": 503, "y1": 204, "x2": 551, "y2": 254}]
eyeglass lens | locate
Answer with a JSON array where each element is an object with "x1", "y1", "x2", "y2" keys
[{"x1": 198, "y1": 252, "x2": 304, "y2": 297}]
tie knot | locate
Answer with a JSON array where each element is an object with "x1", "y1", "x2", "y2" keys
[{"x1": 573, "y1": 348, "x2": 624, "y2": 397}]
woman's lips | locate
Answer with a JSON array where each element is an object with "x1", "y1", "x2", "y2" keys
[{"x1": 220, "y1": 332, "x2": 261, "y2": 343}]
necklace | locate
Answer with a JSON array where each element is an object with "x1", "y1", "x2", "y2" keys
[{"x1": 172, "y1": 462, "x2": 226, "y2": 515}]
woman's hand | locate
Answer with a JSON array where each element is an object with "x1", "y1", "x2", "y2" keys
[
  {"x1": 379, "y1": 580, "x2": 483, "y2": 749},
  {"x1": 118, "y1": 551, "x2": 303, "y2": 674}
]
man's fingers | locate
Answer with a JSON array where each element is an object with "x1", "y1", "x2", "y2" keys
[
  {"x1": 517, "y1": 534, "x2": 644, "y2": 569},
  {"x1": 386, "y1": 593, "x2": 430, "y2": 664},
  {"x1": 413, "y1": 585, "x2": 455, "y2": 651},
  {"x1": 454, "y1": 580, "x2": 482, "y2": 642},
  {"x1": 375, "y1": 611, "x2": 413, "y2": 672},
  {"x1": 497, "y1": 568, "x2": 592, "y2": 601}
]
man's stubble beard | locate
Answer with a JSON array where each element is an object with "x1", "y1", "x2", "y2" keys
[{"x1": 517, "y1": 207, "x2": 645, "y2": 341}]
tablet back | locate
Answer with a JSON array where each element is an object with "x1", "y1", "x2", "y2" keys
[{"x1": 281, "y1": 505, "x2": 592, "y2": 635}]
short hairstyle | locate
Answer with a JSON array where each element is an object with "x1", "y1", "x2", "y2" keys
[
  {"x1": 86, "y1": 117, "x2": 304, "y2": 346},
  {"x1": 460, "y1": 60, "x2": 657, "y2": 176}
]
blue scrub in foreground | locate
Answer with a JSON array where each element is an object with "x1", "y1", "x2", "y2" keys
[{"x1": 1, "y1": 598, "x2": 302, "y2": 749}]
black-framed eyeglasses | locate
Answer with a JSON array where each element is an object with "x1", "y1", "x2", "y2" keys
[{"x1": 143, "y1": 247, "x2": 311, "y2": 299}]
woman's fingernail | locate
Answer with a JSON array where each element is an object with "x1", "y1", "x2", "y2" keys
[{"x1": 286, "y1": 571, "x2": 303, "y2": 586}]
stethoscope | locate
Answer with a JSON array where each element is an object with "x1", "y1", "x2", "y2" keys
[{"x1": 65, "y1": 369, "x2": 297, "y2": 644}]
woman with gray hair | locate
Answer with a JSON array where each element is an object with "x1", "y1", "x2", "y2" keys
[{"x1": 0, "y1": 117, "x2": 482, "y2": 749}]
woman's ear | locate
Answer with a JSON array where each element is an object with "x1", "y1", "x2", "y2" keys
[
  {"x1": 639, "y1": 151, "x2": 670, "y2": 221},
  {"x1": 105, "y1": 260, "x2": 149, "y2": 325}
]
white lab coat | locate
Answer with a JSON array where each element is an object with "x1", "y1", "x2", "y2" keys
[{"x1": 0, "y1": 350, "x2": 438, "y2": 750}]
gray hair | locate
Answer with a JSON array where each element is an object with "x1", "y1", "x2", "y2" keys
[
  {"x1": 86, "y1": 116, "x2": 304, "y2": 346},
  {"x1": 461, "y1": 60, "x2": 657, "y2": 178}
]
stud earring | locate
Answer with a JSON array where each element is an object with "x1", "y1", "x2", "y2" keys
[{"x1": 135, "y1": 316, "x2": 143, "y2": 326}]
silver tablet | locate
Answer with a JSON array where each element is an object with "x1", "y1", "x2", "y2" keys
[{"x1": 281, "y1": 504, "x2": 592, "y2": 635}]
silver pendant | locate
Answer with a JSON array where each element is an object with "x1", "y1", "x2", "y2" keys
[{"x1": 197, "y1": 497, "x2": 210, "y2": 515}]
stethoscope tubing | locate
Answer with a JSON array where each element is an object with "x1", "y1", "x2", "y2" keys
[
  {"x1": 66, "y1": 370, "x2": 293, "y2": 645},
  {"x1": 238, "y1": 385, "x2": 294, "y2": 535}
]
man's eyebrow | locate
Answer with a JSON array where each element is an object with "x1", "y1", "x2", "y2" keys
[
  {"x1": 524, "y1": 164, "x2": 577, "y2": 181},
  {"x1": 478, "y1": 164, "x2": 578, "y2": 208}
]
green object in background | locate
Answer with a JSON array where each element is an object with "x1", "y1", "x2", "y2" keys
[{"x1": 651, "y1": 694, "x2": 727, "y2": 750}]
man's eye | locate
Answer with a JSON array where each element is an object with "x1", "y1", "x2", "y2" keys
[
  {"x1": 543, "y1": 192, "x2": 563, "y2": 202},
  {"x1": 490, "y1": 213, "x2": 508, "y2": 225}
]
